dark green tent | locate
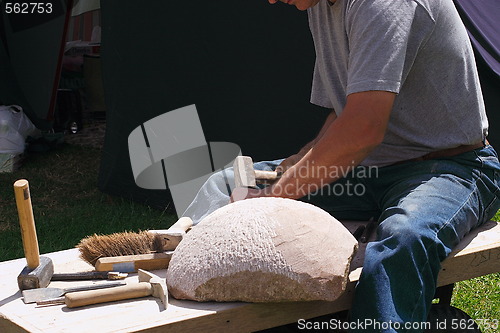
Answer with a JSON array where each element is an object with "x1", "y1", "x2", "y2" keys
[
  {"x1": 96, "y1": 0, "x2": 329, "y2": 210},
  {"x1": 2, "y1": 0, "x2": 498, "y2": 214},
  {"x1": 0, "y1": 0, "x2": 71, "y2": 130}
]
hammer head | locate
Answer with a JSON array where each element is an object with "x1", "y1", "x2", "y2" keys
[
  {"x1": 233, "y1": 156, "x2": 279, "y2": 189},
  {"x1": 17, "y1": 256, "x2": 54, "y2": 290},
  {"x1": 233, "y1": 156, "x2": 256, "y2": 188},
  {"x1": 138, "y1": 269, "x2": 168, "y2": 310}
]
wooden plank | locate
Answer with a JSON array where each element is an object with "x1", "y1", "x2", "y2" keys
[
  {"x1": 0, "y1": 221, "x2": 498, "y2": 333},
  {"x1": 438, "y1": 220, "x2": 500, "y2": 286}
]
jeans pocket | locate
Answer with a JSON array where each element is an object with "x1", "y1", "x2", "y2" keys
[{"x1": 482, "y1": 169, "x2": 500, "y2": 222}]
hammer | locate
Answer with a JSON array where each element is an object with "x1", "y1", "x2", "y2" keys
[
  {"x1": 233, "y1": 156, "x2": 279, "y2": 188},
  {"x1": 57, "y1": 269, "x2": 168, "y2": 310},
  {"x1": 14, "y1": 179, "x2": 54, "y2": 290}
]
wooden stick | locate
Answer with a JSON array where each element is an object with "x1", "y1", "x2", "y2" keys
[{"x1": 164, "y1": 216, "x2": 193, "y2": 234}]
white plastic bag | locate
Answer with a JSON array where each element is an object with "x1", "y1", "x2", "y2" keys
[{"x1": 0, "y1": 105, "x2": 38, "y2": 154}]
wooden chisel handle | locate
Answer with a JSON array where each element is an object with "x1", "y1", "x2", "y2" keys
[
  {"x1": 65, "y1": 282, "x2": 152, "y2": 308},
  {"x1": 13, "y1": 179, "x2": 39, "y2": 269},
  {"x1": 150, "y1": 217, "x2": 193, "y2": 252},
  {"x1": 167, "y1": 216, "x2": 193, "y2": 233}
]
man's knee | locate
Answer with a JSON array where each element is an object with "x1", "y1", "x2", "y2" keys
[{"x1": 375, "y1": 213, "x2": 449, "y2": 263}]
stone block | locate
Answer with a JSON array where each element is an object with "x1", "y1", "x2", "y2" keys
[{"x1": 166, "y1": 197, "x2": 358, "y2": 302}]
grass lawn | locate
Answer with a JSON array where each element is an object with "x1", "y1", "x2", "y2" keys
[
  {"x1": 0, "y1": 140, "x2": 498, "y2": 331},
  {"x1": 0, "y1": 143, "x2": 175, "y2": 261}
]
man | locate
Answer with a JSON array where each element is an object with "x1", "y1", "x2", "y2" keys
[{"x1": 183, "y1": 0, "x2": 500, "y2": 331}]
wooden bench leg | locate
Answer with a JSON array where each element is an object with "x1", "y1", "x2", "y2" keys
[{"x1": 434, "y1": 283, "x2": 454, "y2": 305}]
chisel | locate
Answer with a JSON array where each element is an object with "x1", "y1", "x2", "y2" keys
[{"x1": 51, "y1": 271, "x2": 128, "y2": 281}]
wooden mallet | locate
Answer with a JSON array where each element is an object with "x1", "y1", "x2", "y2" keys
[{"x1": 14, "y1": 179, "x2": 54, "y2": 290}]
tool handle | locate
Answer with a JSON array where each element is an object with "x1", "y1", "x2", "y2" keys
[
  {"x1": 254, "y1": 170, "x2": 278, "y2": 181},
  {"x1": 13, "y1": 179, "x2": 39, "y2": 269},
  {"x1": 150, "y1": 217, "x2": 194, "y2": 251},
  {"x1": 360, "y1": 217, "x2": 378, "y2": 243},
  {"x1": 167, "y1": 216, "x2": 193, "y2": 233},
  {"x1": 95, "y1": 253, "x2": 172, "y2": 272},
  {"x1": 65, "y1": 282, "x2": 152, "y2": 308}
]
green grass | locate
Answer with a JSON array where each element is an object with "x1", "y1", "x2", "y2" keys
[
  {"x1": 0, "y1": 143, "x2": 175, "y2": 261},
  {"x1": 0, "y1": 141, "x2": 498, "y2": 331},
  {"x1": 451, "y1": 206, "x2": 500, "y2": 333},
  {"x1": 452, "y1": 273, "x2": 500, "y2": 332}
]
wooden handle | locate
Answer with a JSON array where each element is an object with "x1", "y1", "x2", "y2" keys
[
  {"x1": 65, "y1": 282, "x2": 152, "y2": 308},
  {"x1": 95, "y1": 253, "x2": 172, "y2": 272},
  {"x1": 167, "y1": 217, "x2": 193, "y2": 233},
  {"x1": 254, "y1": 170, "x2": 278, "y2": 181},
  {"x1": 149, "y1": 217, "x2": 194, "y2": 252},
  {"x1": 13, "y1": 179, "x2": 39, "y2": 269}
]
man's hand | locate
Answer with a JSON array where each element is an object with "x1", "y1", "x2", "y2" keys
[{"x1": 275, "y1": 154, "x2": 303, "y2": 176}]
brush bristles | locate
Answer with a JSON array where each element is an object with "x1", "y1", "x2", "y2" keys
[{"x1": 77, "y1": 231, "x2": 155, "y2": 266}]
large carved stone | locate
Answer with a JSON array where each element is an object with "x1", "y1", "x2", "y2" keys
[{"x1": 166, "y1": 197, "x2": 358, "y2": 302}]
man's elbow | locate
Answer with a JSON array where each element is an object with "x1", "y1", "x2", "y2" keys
[{"x1": 356, "y1": 125, "x2": 386, "y2": 153}]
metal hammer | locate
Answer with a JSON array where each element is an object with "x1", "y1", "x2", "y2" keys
[
  {"x1": 233, "y1": 156, "x2": 279, "y2": 188},
  {"x1": 62, "y1": 269, "x2": 168, "y2": 310},
  {"x1": 14, "y1": 179, "x2": 54, "y2": 290}
]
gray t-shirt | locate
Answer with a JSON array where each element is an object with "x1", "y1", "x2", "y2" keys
[{"x1": 308, "y1": 0, "x2": 488, "y2": 166}]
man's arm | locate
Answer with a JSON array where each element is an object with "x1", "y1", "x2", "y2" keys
[{"x1": 236, "y1": 90, "x2": 395, "y2": 201}]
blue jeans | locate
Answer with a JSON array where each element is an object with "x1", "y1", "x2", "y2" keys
[{"x1": 182, "y1": 145, "x2": 500, "y2": 332}]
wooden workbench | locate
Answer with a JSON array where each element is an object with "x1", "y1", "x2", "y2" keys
[{"x1": 1, "y1": 221, "x2": 499, "y2": 333}]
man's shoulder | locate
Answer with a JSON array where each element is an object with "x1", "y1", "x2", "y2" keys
[
  {"x1": 345, "y1": 0, "x2": 438, "y2": 17},
  {"x1": 342, "y1": 0, "x2": 437, "y2": 27}
]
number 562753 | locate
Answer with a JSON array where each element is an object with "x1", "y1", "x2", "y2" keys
[{"x1": 4, "y1": 2, "x2": 53, "y2": 14}]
